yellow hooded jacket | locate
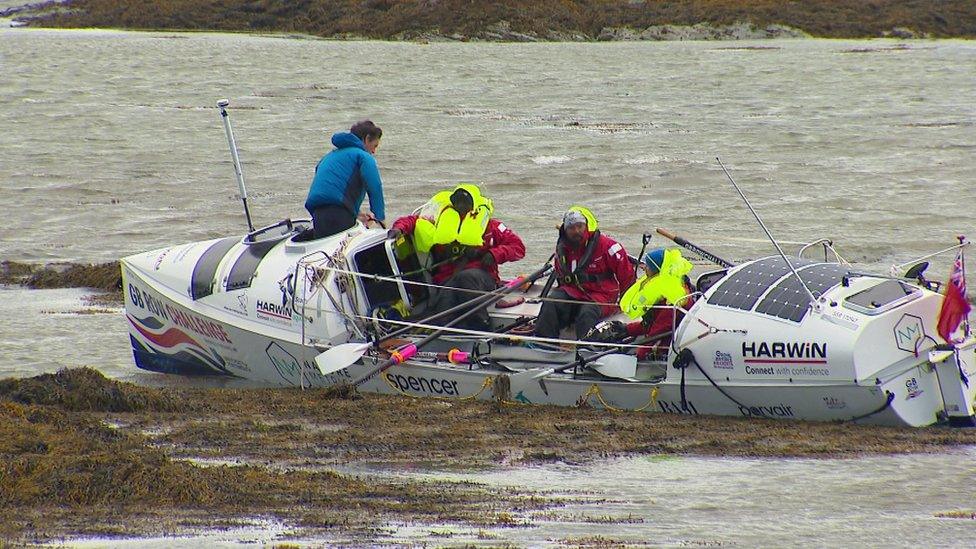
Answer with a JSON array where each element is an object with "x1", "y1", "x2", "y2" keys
[
  {"x1": 620, "y1": 248, "x2": 694, "y2": 319},
  {"x1": 412, "y1": 184, "x2": 493, "y2": 253}
]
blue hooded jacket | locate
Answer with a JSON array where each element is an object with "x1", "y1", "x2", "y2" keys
[{"x1": 304, "y1": 132, "x2": 385, "y2": 221}]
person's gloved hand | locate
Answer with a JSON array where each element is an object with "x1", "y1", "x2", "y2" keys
[
  {"x1": 480, "y1": 250, "x2": 496, "y2": 268},
  {"x1": 586, "y1": 320, "x2": 627, "y2": 342},
  {"x1": 608, "y1": 320, "x2": 628, "y2": 338},
  {"x1": 387, "y1": 228, "x2": 403, "y2": 240},
  {"x1": 463, "y1": 246, "x2": 484, "y2": 260}
]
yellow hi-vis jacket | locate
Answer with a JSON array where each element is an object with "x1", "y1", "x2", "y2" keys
[
  {"x1": 412, "y1": 184, "x2": 493, "y2": 253},
  {"x1": 620, "y1": 248, "x2": 694, "y2": 319}
]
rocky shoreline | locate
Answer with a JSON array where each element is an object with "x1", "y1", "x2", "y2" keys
[
  {"x1": 3, "y1": 0, "x2": 969, "y2": 41},
  {"x1": 388, "y1": 20, "x2": 814, "y2": 42}
]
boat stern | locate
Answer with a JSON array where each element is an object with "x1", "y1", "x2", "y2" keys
[{"x1": 930, "y1": 341, "x2": 976, "y2": 426}]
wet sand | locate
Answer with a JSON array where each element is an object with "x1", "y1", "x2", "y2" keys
[{"x1": 1, "y1": 368, "x2": 975, "y2": 545}]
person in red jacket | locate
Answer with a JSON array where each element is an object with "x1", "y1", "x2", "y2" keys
[
  {"x1": 388, "y1": 185, "x2": 526, "y2": 330},
  {"x1": 534, "y1": 207, "x2": 636, "y2": 341}
]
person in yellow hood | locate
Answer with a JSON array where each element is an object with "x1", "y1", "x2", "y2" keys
[
  {"x1": 388, "y1": 184, "x2": 525, "y2": 330},
  {"x1": 591, "y1": 247, "x2": 695, "y2": 359}
]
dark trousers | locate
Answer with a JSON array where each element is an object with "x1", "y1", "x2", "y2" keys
[
  {"x1": 534, "y1": 288, "x2": 602, "y2": 340},
  {"x1": 312, "y1": 204, "x2": 355, "y2": 239},
  {"x1": 426, "y1": 269, "x2": 497, "y2": 331}
]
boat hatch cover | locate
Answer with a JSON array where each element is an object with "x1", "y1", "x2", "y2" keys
[
  {"x1": 226, "y1": 237, "x2": 285, "y2": 291},
  {"x1": 190, "y1": 237, "x2": 238, "y2": 300},
  {"x1": 843, "y1": 279, "x2": 921, "y2": 316}
]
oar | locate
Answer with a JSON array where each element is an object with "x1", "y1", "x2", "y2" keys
[
  {"x1": 316, "y1": 264, "x2": 551, "y2": 375},
  {"x1": 589, "y1": 353, "x2": 639, "y2": 379},
  {"x1": 655, "y1": 227, "x2": 735, "y2": 269},
  {"x1": 349, "y1": 265, "x2": 553, "y2": 387},
  {"x1": 508, "y1": 330, "x2": 673, "y2": 395},
  {"x1": 315, "y1": 263, "x2": 551, "y2": 374}
]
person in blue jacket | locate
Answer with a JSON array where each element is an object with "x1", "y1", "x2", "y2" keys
[{"x1": 304, "y1": 120, "x2": 385, "y2": 238}]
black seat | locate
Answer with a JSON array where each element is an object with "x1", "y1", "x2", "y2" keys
[{"x1": 695, "y1": 269, "x2": 728, "y2": 294}]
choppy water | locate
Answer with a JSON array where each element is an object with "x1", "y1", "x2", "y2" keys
[
  {"x1": 2, "y1": 27, "x2": 975, "y2": 546},
  {"x1": 371, "y1": 450, "x2": 976, "y2": 547}
]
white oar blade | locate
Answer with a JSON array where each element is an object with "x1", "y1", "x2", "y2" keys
[
  {"x1": 508, "y1": 367, "x2": 554, "y2": 388},
  {"x1": 591, "y1": 354, "x2": 638, "y2": 379},
  {"x1": 315, "y1": 343, "x2": 369, "y2": 375}
]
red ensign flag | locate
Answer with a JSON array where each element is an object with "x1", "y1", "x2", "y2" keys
[{"x1": 937, "y1": 251, "x2": 971, "y2": 343}]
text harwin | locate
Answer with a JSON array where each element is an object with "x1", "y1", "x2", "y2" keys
[
  {"x1": 741, "y1": 341, "x2": 827, "y2": 359},
  {"x1": 256, "y1": 300, "x2": 290, "y2": 318}
]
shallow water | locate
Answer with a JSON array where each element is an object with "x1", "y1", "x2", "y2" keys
[
  {"x1": 63, "y1": 451, "x2": 976, "y2": 547},
  {"x1": 370, "y1": 450, "x2": 976, "y2": 547},
  {"x1": 2, "y1": 27, "x2": 976, "y2": 546}
]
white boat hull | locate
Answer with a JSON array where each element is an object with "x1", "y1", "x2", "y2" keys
[
  {"x1": 123, "y1": 252, "x2": 974, "y2": 427},
  {"x1": 117, "y1": 102, "x2": 976, "y2": 430}
]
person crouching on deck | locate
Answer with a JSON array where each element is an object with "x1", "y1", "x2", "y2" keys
[
  {"x1": 304, "y1": 120, "x2": 385, "y2": 238},
  {"x1": 534, "y1": 206, "x2": 636, "y2": 341},
  {"x1": 589, "y1": 247, "x2": 696, "y2": 359},
  {"x1": 388, "y1": 184, "x2": 525, "y2": 331}
]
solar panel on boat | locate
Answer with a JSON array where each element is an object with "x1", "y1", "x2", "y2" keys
[
  {"x1": 755, "y1": 263, "x2": 849, "y2": 322},
  {"x1": 706, "y1": 257, "x2": 800, "y2": 311}
]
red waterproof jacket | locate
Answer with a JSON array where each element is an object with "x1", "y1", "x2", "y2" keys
[
  {"x1": 392, "y1": 215, "x2": 526, "y2": 284},
  {"x1": 554, "y1": 230, "x2": 636, "y2": 317},
  {"x1": 625, "y1": 281, "x2": 695, "y2": 359}
]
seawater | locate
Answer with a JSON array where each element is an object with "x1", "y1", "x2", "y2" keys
[{"x1": 1, "y1": 27, "x2": 975, "y2": 546}]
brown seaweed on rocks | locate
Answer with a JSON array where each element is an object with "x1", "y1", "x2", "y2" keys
[
  {"x1": 2, "y1": 367, "x2": 976, "y2": 545},
  {"x1": 0, "y1": 260, "x2": 121, "y2": 291},
  {"x1": 0, "y1": 367, "x2": 185, "y2": 412},
  {"x1": 0, "y1": 369, "x2": 563, "y2": 545}
]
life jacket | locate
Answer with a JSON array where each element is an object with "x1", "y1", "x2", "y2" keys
[
  {"x1": 620, "y1": 248, "x2": 694, "y2": 319},
  {"x1": 412, "y1": 183, "x2": 493, "y2": 254},
  {"x1": 554, "y1": 206, "x2": 611, "y2": 287}
]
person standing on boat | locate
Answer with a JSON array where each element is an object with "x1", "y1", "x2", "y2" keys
[
  {"x1": 388, "y1": 184, "x2": 525, "y2": 330},
  {"x1": 304, "y1": 120, "x2": 385, "y2": 238},
  {"x1": 534, "y1": 206, "x2": 636, "y2": 341},
  {"x1": 589, "y1": 247, "x2": 695, "y2": 359}
]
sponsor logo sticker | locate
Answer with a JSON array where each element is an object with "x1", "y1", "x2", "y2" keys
[
  {"x1": 894, "y1": 314, "x2": 926, "y2": 353},
  {"x1": 905, "y1": 377, "x2": 924, "y2": 400},
  {"x1": 738, "y1": 403, "x2": 795, "y2": 418},
  {"x1": 823, "y1": 396, "x2": 847, "y2": 410},
  {"x1": 713, "y1": 350, "x2": 734, "y2": 370},
  {"x1": 256, "y1": 299, "x2": 293, "y2": 325}
]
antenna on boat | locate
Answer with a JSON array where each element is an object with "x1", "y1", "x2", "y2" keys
[
  {"x1": 717, "y1": 157, "x2": 821, "y2": 312},
  {"x1": 217, "y1": 99, "x2": 254, "y2": 232}
]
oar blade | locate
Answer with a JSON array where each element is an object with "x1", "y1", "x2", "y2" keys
[
  {"x1": 315, "y1": 343, "x2": 369, "y2": 375},
  {"x1": 590, "y1": 353, "x2": 638, "y2": 380},
  {"x1": 507, "y1": 367, "x2": 554, "y2": 389}
]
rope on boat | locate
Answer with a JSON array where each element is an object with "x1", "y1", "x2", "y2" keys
[
  {"x1": 295, "y1": 242, "x2": 371, "y2": 338},
  {"x1": 675, "y1": 348, "x2": 898, "y2": 423},
  {"x1": 578, "y1": 384, "x2": 660, "y2": 412},
  {"x1": 674, "y1": 315, "x2": 748, "y2": 352},
  {"x1": 350, "y1": 314, "x2": 654, "y2": 349},
  {"x1": 890, "y1": 240, "x2": 970, "y2": 274},
  {"x1": 674, "y1": 348, "x2": 755, "y2": 413},
  {"x1": 311, "y1": 263, "x2": 638, "y2": 309}
]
